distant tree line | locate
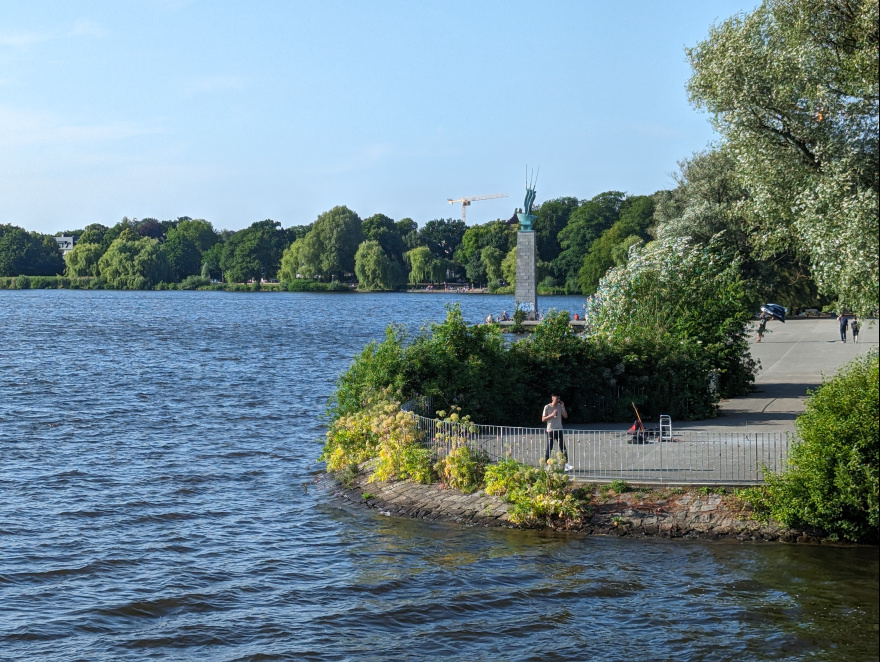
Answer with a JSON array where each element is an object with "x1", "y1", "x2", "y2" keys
[
  {"x1": 0, "y1": 193, "x2": 667, "y2": 297},
  {"x1": 0, "y1": 180, "x2": 844, "y2": 313}
]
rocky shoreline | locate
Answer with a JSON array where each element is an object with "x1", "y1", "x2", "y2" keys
[{"x1": 321, "y1": 472, "x2": 828, "y2": 543}]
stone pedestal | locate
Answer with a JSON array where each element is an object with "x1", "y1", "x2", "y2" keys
[{"x1": 515, "y1": 230, "x2": 537, "y2": 317}]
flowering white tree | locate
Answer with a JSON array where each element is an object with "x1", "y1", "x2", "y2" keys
[
  {"x1": 687, "y1": 0, "x2": 879, "y2": 314},
  {"x1": 586, "y1": 238, "x2": 756, "y2": 396}
]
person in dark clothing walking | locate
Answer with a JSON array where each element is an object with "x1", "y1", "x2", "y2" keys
[
  {"x1": 837, "y1": 313, "x2": 849, "y2": 342},
  {"x1": 851, "y1": 316, "x2": 860, "y2": 343}
]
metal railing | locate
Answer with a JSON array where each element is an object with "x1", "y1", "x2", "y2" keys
[{"x1": 406, "y1": 410, "x2": 791, "y2": 485}]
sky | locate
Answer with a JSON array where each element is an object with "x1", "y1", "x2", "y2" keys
[{"x1": 0, "y1": 0, "x2": 760, "y2": 235}]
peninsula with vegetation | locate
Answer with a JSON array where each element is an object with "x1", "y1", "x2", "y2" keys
[{"x1": 311, "y1": 0, "x2": 879, "y2": 545}]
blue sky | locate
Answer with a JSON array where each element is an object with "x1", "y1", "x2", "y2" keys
[{"x1": 1, "y1": 0, "x2": 758, "y2": 234}]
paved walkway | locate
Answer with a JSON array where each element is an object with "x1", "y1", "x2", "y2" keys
[{"x1": 569, "y1": 316, "x2": 877, "y2": 435}]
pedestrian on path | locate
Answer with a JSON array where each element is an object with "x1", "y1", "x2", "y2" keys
[
  {"x1": 756, "y1": 314, "x2": 769, "y2": 342},
  {"x1": 837, "y1": 312, "x2": 849, "y2": 342},
  {"x1": 542, "y1": 394, "x2": 571, "y2": 471},
  {"x1": 851, "y1": 316, "x2": 860, "y2": 343}
]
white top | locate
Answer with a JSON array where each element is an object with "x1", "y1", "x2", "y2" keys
[{"x1": 543, "y1": 403, "x2": 566, "y2": 431}]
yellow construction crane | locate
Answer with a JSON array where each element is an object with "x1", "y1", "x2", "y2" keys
[{"x1": 447, "y1": 193, "x2": 508, "y2": 222}]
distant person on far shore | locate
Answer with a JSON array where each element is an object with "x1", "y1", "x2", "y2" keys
[
  {"x1": 851, "y1": 316, "x2": 860, "y2": 343},
  {"x1": 837, "y1": 312, "x2": 849, "y2": 342}
]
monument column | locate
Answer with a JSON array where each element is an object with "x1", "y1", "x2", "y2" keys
[
  {"x1": 515, "y1": 223, "x2": 537, "y2": 317},
  {"x1": 515, "y1": 175, "x2": 538, "y2": 318}
]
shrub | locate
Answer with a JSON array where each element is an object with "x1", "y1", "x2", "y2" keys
[
  {"x1": 484, "y1": 455, "x2": 579, "y2": 525},
  {"x1": 610, "y1": 479, "x2": 629, "y2": 493},
  {"x1": 180, "y1": 275, "x2": 211, "y2": 290},
  {"x1": 432, "y1": 408, "x2": 488, "y2": 493},
  {"x1": 331, "y1": 304, "x2": 722, "y2": 426},
  {"x1": 320, "y1": 397, "x2": 431, "y2": 484},
  {"x1": 284, "y1": 279, "x2": 350, "y2": 292},
  {"x1": 435, "y1": 444, "x2": 489, "y2": 493},
  {"x1": 762, "y1": 351, "x2": 879, "y2": 542}
]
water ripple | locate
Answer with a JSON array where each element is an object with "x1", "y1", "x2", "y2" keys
[{"x1": 0, "y1": 290, "x2": 876, "y2": 661}]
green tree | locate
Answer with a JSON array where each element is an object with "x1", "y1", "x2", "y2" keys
[
  {"x1": 533, "y1": 196, "x2": 578, "y2": 262},
  {"x1": 405, "y1": 245, "x2": 442, "y2": 285},
  {"x1": 0, "y1": 225, "x2": 65, "y2": 276},
  {"x1": 221, "y1": 219, "x2": 289, "y2": 283},
  {"x1": 501, "y1": 246, "x2": 518, "y2": 286},
  {"x1": 481, "y1": 246, "x2": 505, "y2": 291},
  {"x1": 98, "y1": 229, "x2": 172, "y2": 289},
  {"x1": 420, "y1": 218, "x2": 466, "y2": 260},
  {"x1": 654, "y1": 149, "x2": 825, "y2": 312},
  {"x1": 555, "y1": 192, "x2": 625, "y2": 292},
  {"x1": 762, "y1": 350, "x2": 879, "y2": 543},
  {"x1": 354, "y1": 240, "x2": 405, "y2": 291},
  {"x1": 173, "y1": 219, "x2": 219, "y2": 253},
  {"x1": 396, "y1": 218, "x2": 420, "y2": 249},
  {"x1": 362, "y1": 213, "x2": 407, "y2": 264},
  {"x1": 280, "y1": 206, "x2": 364, "y2": 282},
  {"x1": 687, "y1": 0, "x2": 879, "y2": 314},
  {"x1": 201, "y1": 242, "x2": 224, "y2": 281},
  {"x1": 64, "y1": 242, "x2": 104, "y2": 277},
  {"x1": 586, "y1": 236, "x2": 756, "y2": 397},
  {"x1": 164, "y1": 228, "x2": 202, "y2": 281},
  {"x1": 77, "y1": 223, "x2": 109, "y2": 246},
  {"x1": 577, "y1": 195, "x2": 655, "y2": 294}
]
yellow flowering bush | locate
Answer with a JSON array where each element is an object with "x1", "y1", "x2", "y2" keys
[
  {"x1": 484, "y1": 455, "x2": 580, "y2": 525},
  {"x1": 432, "y1": 407, "x2": 489, "y2": 493},
  {"x1": 321, "y1": 398, "x2": 432, "y2": 484}
]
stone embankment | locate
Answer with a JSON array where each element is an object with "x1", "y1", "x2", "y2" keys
[{"x1": 324, "y1": 472, "x2": 822, "y2": 543}]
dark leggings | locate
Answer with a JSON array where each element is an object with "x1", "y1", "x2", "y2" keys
[
  {"x1": 840, "y1": 325, "x2": 848, "y2": 341},
  {"x1": 546, "y1": 430, "x2": 566, "y2": 462}
]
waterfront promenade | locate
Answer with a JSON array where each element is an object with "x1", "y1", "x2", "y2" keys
[
  {"x1": 571, "y1": 316, "x2": 879, "y2": 435},
  {"x1": 417, "y1": 317, "x2": 878, "y2": 484}
]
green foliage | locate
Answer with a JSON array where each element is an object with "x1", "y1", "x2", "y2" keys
[
  {"x1": 1, "y1": 275, "x2": 81, "y2": 289},
  {"x1": 362, "y1": 213, "x2": 407, "y2": 264},
  {"x1": 331, "y1": 326, "x2": 408, "y2": 420},
  {"x1": 164, "y1": 229, "x2": 202, "y2": 280},
  {"x1": 64, "y1": 242, "x2": 104, "y2": 278},
  {"x1": 283, "y1": 279, "x2": 350, "y2": 292},
  {"x1": 687, "y1": 0, "x2": 879, "y2": 315},
  {"x1": 577, "y1": 195, "x2": 654, "y2": 294},
  {"x1": 533, "y1": 197, "x2": 578, "y2": 262},
  {"x1": 97, "y1": 230, "x2": 172, "y2": 289},
  {"x1": 405, "y1": 245, "x2": 442, "y2": 285},
  {"x1": 179, "y1": 275, "x2": 211, "y2": 290},
  {"x1": 484, "y1": 457, "x2": 579, "y2": 525},
  {"x1": 586, "y1": 236, "x2": 756, "y2": 398},
  {"x1": 432, "y1": 408, "x2": 488, "y2": 493},
  {"x1": 654, "y1": 149, "x2": 827, "y2": 313},
  {"x1": 0, "y1": 225, "x2": 65, "y2": 277},
  {"x1": 555, "y1": 192, "x2": 626, "y2": 292},
  {"x1": 761, "y1": 351, "x2": 879, "y2": 542},
  {"x1": 173, "y1": 219, "x2": 219, "y2": 253},
  {"x1": 610, "y1": 479, "x2": 630, "y2": 493},
  {"x1": 419, "y1": 218, "x2": 466, "y2": 260},
  {"x1": 354, "y1": 240, "x2": 405, "y2": 291},
  {"x1": 320, "y1": 398, "x2": 432, "y2": 484},
  {"x1": 280, "y1": 206, "x2": 364, "y2": 282},
  {"x1": 221, "y1": 219, "x2": 288, "y2": 283},
  {"x1": 333, "y1": 305, "x2": 723, "y2": 426}
]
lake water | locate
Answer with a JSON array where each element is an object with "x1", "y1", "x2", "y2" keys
[{"x1": 1, "y1": 290, "x2": 877, "y2": 661}]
